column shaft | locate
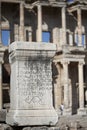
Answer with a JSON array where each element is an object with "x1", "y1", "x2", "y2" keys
[
  {"x1": 77, "y1": 8, "x2": 82, "y2": 46},
  {"x1": 53, "y1": 63, "x2": 61, "y2": 110},
  {"x1": 63, "y1": 62, "x2": 69, "y2": 109},
  {"x1": 61, "y1": 7, "x2": 66, "y2": 45},
  {"x1": 14, "y1": 24, "x2": 19, "y2": 41},
  {"x1": 69, "y1": 33, "x2": 73, "y2": 46},
  {"x1": 19, "y1": 2, "x2": 24, "y2": 41},
  {"x1": 78, "y1": 62, "x2": 84, "y2": 108},
  {"x1": 69, "y1": 79, "x2": 72, "y2": 108},
  {"x1": 37, "y1": 5, "x2": 42, "y2": 42}
]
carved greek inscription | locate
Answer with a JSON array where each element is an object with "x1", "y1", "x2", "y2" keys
[{"x1": 18, "y1": 60, "x2": 52, "y2": 108}]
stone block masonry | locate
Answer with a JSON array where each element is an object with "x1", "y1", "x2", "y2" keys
[{"x1": 6, "y1": 42, "x2": 58, "y2": 126}]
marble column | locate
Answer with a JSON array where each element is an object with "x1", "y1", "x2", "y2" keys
[
  {"x1": 69, "y1": 33, "x2": 73, "y2": 46},
  {"x1": 53, "y1": 62, "x2": 62, "y2": 115},
  {"x1": 37, "y1": 5, "x2": 42, "y2": 42},
  {"x1": 62, "y1": 61, "x2": 72, "y2": 115},
  {"x1": 61, "y1": 7, "x2": 66, "y2": 45},
  {"x1": 14, "y1": 24, "x2": 19, "y2": 41},
  {"x1": 19, "y1": 2, "x2": 24, "y2": 41},
  {"x1": 78, "y1": 61, "x2": 86, "y2": 115},
  {"x1": 78, "y1": 62, "x2": 84, "y2": 108},
  {"x1": 69, "y1": 79, "x2": 72, "y2": 109},
  {"x1": 77, "y1": 8, "x2": 82, "y2": 46},
  {"x1": 63, "y1": 61, "x2": 69, "y2": 108}
]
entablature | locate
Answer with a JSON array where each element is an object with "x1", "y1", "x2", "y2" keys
[
  {"x1": 67, "y1": 0, "x2": 87, "y2": 12},
  {"x1": 24, "y1": 0, "x2": 66, "y2": 9},
  {"x1": 33, "y1": 1, "x2": 66, "y2": 7},
  {"x1": 68, "y1": 4, "x2": 87, "y2": 13},
  {"x1": 53, "y1": 52, "x2": 85, "y2": 63}
]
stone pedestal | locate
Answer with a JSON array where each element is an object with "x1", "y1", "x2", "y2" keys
[
  {"x1": 77, "y1": 108, "x2": 87, "y2": 115},
  {"x1": 63, "y1": 108, "x2": 72, "y2": 116},
  {"x1": 6, "y1": 42, "x2": 58, "y2": 126}
]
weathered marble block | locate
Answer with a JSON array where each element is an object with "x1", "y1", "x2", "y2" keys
[{"x1": 6, "y1": 42, "x2": 58, "y2": 126}]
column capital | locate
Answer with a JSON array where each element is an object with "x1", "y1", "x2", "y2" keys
[
  {"x1": 20, "y1": 1, "x2": 25, "y2": 5},
  {"x1": 61, "y1": 6, "x2": 66, "y2": 12},
  {"x1": 53, "y1": 62, "x2": 58, "y2": 66},
  {"x1": 61, "y1": 61, "x2": 70, "y2": 65},
  {"x1": 37, "y1": 4, "x2": 42, "y2": 8},
  {"x1": 78, "y1": 61, "x2": 85, "y2": 66}
]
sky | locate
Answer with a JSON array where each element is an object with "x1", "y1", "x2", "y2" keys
[{"x1": 2, "y1": 30, "x2": 10, "y2": 46}]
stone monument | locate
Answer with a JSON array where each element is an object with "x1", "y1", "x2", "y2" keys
[{"x1": 6, "y1": 42, "x2": 58, "y2": 126}]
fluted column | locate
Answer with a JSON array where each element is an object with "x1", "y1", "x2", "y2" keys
[
  {"x1": 77, "y1": 8, "x2": 82, "y2": 46},
  {"x1": 61, "y1": 7, "x2": 66, "y2": 45},
  {"x1": 37, "y1": 5, "x2": 42, "y2": 42},
  {"x1": 19, "y1": 2, "x2": 24, "y2": 41}
]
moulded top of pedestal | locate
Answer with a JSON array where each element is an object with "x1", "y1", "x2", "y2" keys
[{"x1": 9, "y1": 41, "x2": 57, "y2": 53}]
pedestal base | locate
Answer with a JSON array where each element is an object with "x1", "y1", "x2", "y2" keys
[
  {"x1": 77, "y1": 108, "x2": 87, "y2": 115},
  {"x1": 6, "y1": 109, "x2": 58, "y2": 126},
  {"x1": 56, "y1": 108, "x2": 62, "y2": 117},
  {"x1": 63, "y1": 108, "x2": 72, "y2": 116}
]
